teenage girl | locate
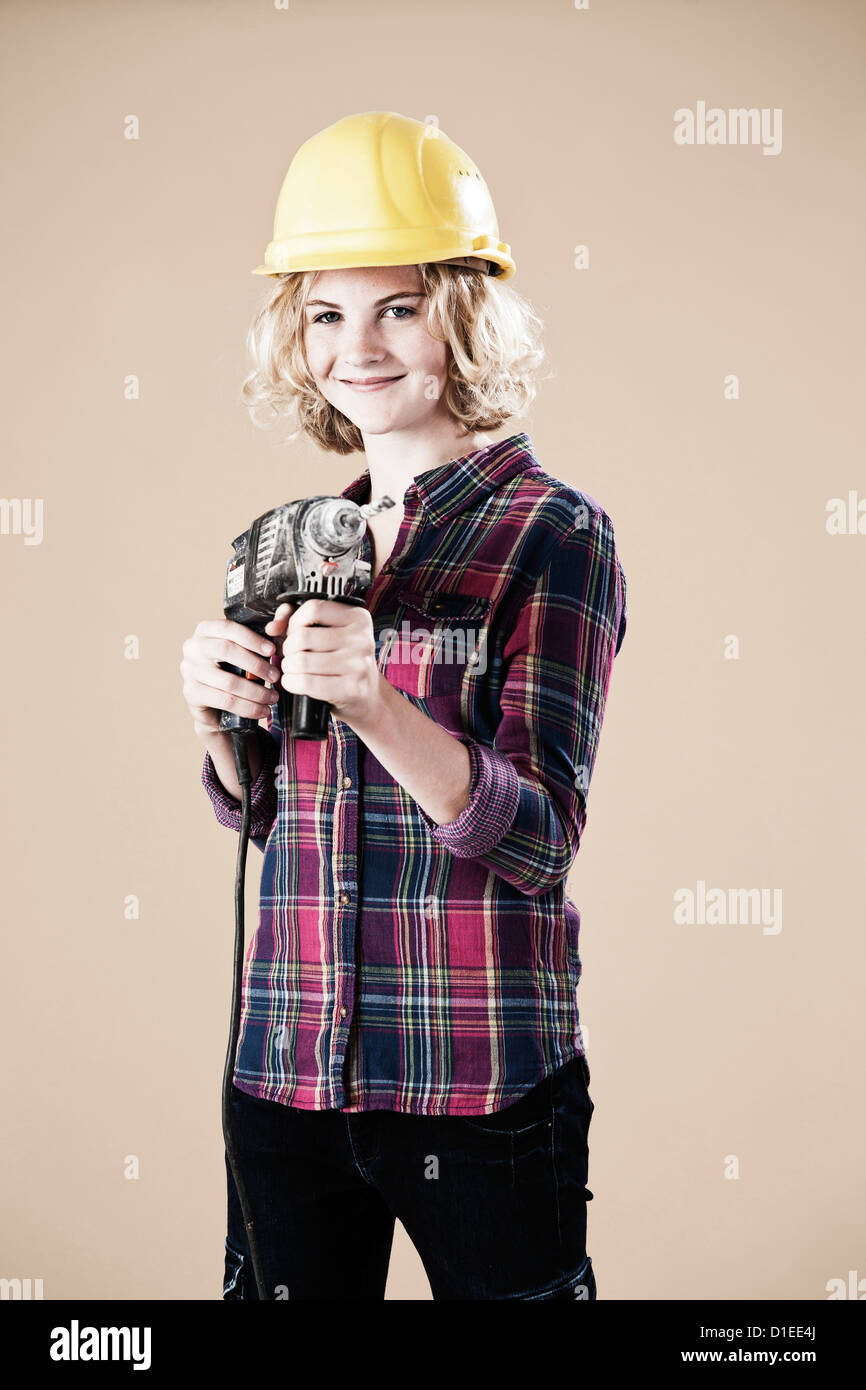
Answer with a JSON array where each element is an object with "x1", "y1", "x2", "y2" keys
[{"x1": 180, "y1": 111, "x2": 627, "y2": 1301}]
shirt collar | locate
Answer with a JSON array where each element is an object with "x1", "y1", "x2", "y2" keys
[{"x1": 340, "y1": 432, "x2": 540, "y2": 524}]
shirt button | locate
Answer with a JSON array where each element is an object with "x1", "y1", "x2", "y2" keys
[
  {"x1": 341, "y1": 892, "x2": 351, "y2": 905},
  {"x1": 343, "y1": 776, "x2": 352, "y2": 789},
  {"x1": 340, "y1": 1006, "x2": 347, "y2": 1019}
]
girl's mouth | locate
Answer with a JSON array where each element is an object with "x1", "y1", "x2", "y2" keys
[{"x1": 338, "y1": 375, "x2": 406, "y2": 392}]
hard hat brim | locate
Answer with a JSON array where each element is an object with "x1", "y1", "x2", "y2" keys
[{"x1": 250, "y1": 240, "x2": 515, "y2": 281}]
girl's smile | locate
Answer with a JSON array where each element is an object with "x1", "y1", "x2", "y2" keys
[{"x1": 337, "y1": 374, "x2": 407, "y2": 391}]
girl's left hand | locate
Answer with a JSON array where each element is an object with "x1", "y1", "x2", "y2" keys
[{"x1": 276, "y1": 597, "x2": 384, "y2": 726}]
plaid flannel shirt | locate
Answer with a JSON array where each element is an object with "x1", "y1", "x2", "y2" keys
[{"x1": 202, "y1": 432, "x2": 627, "y2": 1114}]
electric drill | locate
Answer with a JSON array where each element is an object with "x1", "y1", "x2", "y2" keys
[{"x1": 219, "y1": 492, "x2": 394, "y2": 740}]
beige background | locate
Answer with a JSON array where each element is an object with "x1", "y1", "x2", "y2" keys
[{"x1": 1, "y1": 0, "x2": 863, "y2": 1301}]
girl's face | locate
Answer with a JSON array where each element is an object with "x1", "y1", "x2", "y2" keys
[{"x1": 302, "y1": 265, "x2": 449, "y2": 437}]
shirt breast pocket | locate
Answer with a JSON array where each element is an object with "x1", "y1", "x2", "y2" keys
[{"x1": 381, "y1": 588, "x2": 492, "y2": 701}]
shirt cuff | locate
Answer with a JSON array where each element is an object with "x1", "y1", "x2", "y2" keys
[
  {"x1": 201, "y1": 728, "x2": 279, "y2": 839},
  {"x1": 416, "y1": 737, "x2": 520, "y2": 858}
]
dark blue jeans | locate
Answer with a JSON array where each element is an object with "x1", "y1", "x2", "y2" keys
[{"x1": 223, "y1": 1053, "x2": 596, "y2": 1301}]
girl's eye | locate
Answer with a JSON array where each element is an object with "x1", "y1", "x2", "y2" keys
[{"x1": 310, "y1": 306, "x2": 416, "y2": 325}]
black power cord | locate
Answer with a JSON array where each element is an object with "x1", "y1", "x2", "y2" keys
[{"x1": 221, "y1": 728, "x2": 270, "y2": 1301}]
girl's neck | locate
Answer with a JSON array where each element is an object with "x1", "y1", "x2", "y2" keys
[{"x1": 362, "y1": 419, "x2": 489, "y2": 509}]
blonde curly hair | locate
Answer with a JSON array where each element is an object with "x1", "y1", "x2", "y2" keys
[{"x1": 240, "y1": 262, "x2": 547, "y2": 455}]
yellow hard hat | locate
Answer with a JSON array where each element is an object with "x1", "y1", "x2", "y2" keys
[{"x1": 252, "y1": 110, "x2": 515, "y2": 281}]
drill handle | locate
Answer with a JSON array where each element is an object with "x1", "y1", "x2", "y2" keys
[
  {"x1": 284, "y1": 592, "x2": 368, "y2": 740},
  {"x1": 217, "y1": 664, "x2": 265, "y2": 737}
]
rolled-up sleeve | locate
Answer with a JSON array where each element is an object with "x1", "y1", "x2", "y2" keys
[
  {"x1": 201, "y1": 720, "x2": 280, "y2": 844},
  {"x1": 416, "y1": 508, "x2": 627, "y2": 896}
]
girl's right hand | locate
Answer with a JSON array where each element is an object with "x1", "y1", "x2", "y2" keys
[{"x1": 180, "y1": 617, "x2": 283, "y2": 739}]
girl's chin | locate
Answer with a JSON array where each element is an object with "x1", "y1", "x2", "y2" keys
[
  {"x1": 340, "y1": 404, "x2": 433, "y2": 434},
  {"x1": 321, "y1": 386, "x2": 437, "y2": 435},
  {"x1": 349, "y1": 416, "x2": 411, "y2": 436}
]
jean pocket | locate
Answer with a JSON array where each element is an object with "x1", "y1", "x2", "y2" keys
[{"x1": 455, "y1": 1073, "x2": 555, "y2": 1142}]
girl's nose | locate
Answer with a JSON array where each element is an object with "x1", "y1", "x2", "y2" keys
[{"x1": 339, "y1": 321, "x2": 388, "y2": 363}]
